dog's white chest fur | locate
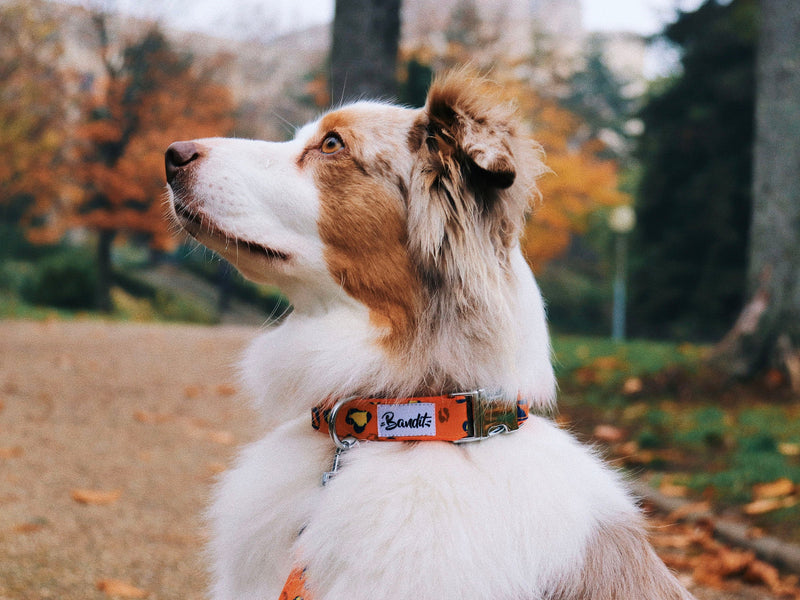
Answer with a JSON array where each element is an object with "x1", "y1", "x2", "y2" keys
[{"x1": 209, "y1": 416, "x2": 637, "y2": 600}]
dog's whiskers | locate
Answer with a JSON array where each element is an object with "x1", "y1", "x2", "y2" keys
[{"x1": 271, "y1": 111, "x2": 296, "y2": 136}]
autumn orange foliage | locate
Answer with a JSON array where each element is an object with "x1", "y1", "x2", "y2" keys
[
  {"x1": 64, "y1": 23, "x2": 236, "y2": 253},
  {"x1": 522, "y1": 97, "x2": 629, "y2": 272},
  {"x1": 467, "y1": 65, "x2": 630, "y2": 273},
  {"x1": 7, "y1": 9, "x2": 235, "y2": 261},
  {"x1": 651, "y1": 515, "x2": 800, "y2": 598},
  {"x1": 5, "y1": 8, "x2": 238, "y2": 309},
  {"x1": 0, "y1": 2, "x2": 70, "y2": 222}
]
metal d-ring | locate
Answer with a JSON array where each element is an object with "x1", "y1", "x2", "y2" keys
[
  {"x1": 327, "y1": 395, "x2": 360, "y2": 450},
  {"x1": 322, "y1": 395, "x2": 360, "y2": 486}
]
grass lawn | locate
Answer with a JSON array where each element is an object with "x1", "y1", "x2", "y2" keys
[
  {"x1": 552, "y1": 334, "x2": 800, "y2": 543},
  {"x1": 0, "y1": 290, "x2": 86, "y2": 321}
]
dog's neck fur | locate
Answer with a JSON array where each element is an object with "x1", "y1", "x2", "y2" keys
[
  {"x1": 241, "y1": 247, "x2": 555, "y2": 428},
  {"x1": 408, "y1": 247, "x2": 522, "y2": 395}
]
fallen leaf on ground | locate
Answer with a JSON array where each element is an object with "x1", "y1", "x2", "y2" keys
[
  {"x1": 764, "y1": 368, "x2": 784, "y2": 389},
  {"x1": 133, "y1": 410, "x2": 174, "y2": 424},
  {"x1": 753, "y1": 478, "x2": 795, "y2": 500},
  {"x1": 743, "y1": 559, "x2": 783, "y2": 592},
  {"x1": 621, "y1": 448, "x2": 656, "y2": 466},
  {"x1": 622, "y1": 403, "x2": 649, "y2": 420},
  {"x1": 183, "y1": 420, "x2": 236, "y2": 445},
  {"x1": 206, "y1": 461, "x2": 227, "y2": 476},
  {"x1": 189, "y1": 428, "x2": 234, "y2": 445},
  {"x1": 779, "y1": 442, "x2": 800, "y2": 456},
  {"x1": 574, "y1": 356, "x2": 630, "y2": 386},
  {"x1": 659, "y1": 478, "x2": 690, "y2": 498},
  {"x1": 616, "y1": 440, "x2": 639, "y2": 456},
  {"x1": 650, "y1": 514, "x2": 800, "y2": 597},
  {"x1": 743, "y1": 496, "x2": 797, "y2": 515},
  {"x1": 0, "y1": 446, "x2": 23, "y2": 459},
  {"x1": 574, "y1": 366, "x2": 599, "y2": 386},
  {"x1": 13, "y1": 519, "x2": 47, "y2": 534},
  {"x1": 134, "y1": 411, "x2": 236, "y2": 445},
  {"x1": 71, "y1": 489, "x2": 122, "y2": 505},
  {"x1": 666, "y1": 501, "x2": 711, "y2": 522},
  {"x1": 593, "y1": 424, "x2": 625, "y2": 443},
  {"x1": 659, "y1": 551, "x2": 697, "y2": 572},
  {"x1": 716, "y1": 547, "x2": 756, "y2": 574},
  {"x1": 215, "y1": 383, "x2": 237, "y2": 396},
  {"x1": 651, "y1": 532, "x2": 696, "y2": 549},
  {"x1": 96, "y1": 579, "x2": 149, "y2": 598},
  {"x1": 693, "y1": 547, "x2": 755, "y2": 589},
  {"x1": 622, "y1": 376, "x2": 643, "y2": 394},
  {"x1": 205, "y1": 429, "x2": 235, "y2": 445},
  {"x1": 183, "y1": 385, "x2": 202, "y2": 398},
  {"x1": 591, "y1": 355, "x2": 629, "y2": 371}
]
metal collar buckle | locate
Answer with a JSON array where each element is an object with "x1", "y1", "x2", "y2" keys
[
  {"x1": 322, "y1": 395, "x2": 358, "y2": 486},
  {"x1": 451, "y1": 389, "x2": 521, "y2": 443},
  {"x1": 326, "y1": 395, "x2": 359, "y2": 451}
]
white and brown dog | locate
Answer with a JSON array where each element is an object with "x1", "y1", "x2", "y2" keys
[{"x1": 165, "y1": 72, "x2": 695, "y2": 600}]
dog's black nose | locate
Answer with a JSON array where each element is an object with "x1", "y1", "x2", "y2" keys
[{"x1": 165, "y1": 141, "x2": 200, "y2": 183}]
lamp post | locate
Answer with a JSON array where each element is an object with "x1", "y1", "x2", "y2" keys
[{"x1": 608, "y1": 205, "x2": 636, "y2": 342}]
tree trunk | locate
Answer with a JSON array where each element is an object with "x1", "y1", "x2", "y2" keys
[
  {"x1": 330, "y1": 0, "x2": 402, "y2": 104},
  {"x1": 96, "y1": 228, "x2": 116, "y2": 312},
  {"x1": 715, "y1": 1, "x2": 800, "y2": 390}
]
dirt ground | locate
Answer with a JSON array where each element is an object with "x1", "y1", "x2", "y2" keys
[
  {"x1": 0, "y1": 320, "x2": 790, "y2": 599},
  {"x1": 0, "y1": 320, "x2": 258, "y2": 600}
]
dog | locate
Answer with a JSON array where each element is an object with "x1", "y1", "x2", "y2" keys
[{"x1": 165, "y1": 71, "x2": 695, "y2": 600}]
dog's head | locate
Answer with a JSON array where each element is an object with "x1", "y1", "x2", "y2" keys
[{"x1": 166, "y1": 72, "x2": 546, "y2": 359}]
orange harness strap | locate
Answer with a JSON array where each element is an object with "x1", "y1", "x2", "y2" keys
[
  {"x1": 279, "y1": 567, "x2": 309, "y2": 600},
  {"x1": 278, "y1": 390, "x2": 530, "y2": 600}
]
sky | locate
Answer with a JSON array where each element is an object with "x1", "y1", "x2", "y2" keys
[
  {"x1": 581, "y1": 0, "x2": 705, "y2": 36},
  {"x1": 174, "y1": 0, "x2": 709, "y2": 77},
  {"x1": 293, "y1": 0, "x2": 705, "y2": 37},
  {"x1": 144, "y1": 0, "x2": 708, "y2": 39},
  {"x1": 87, "y1": 0, "x2": 712, "y2": 76}
]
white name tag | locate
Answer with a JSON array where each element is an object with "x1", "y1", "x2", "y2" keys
[{"x1": 377, "y1": 403, "x2": 436, "y2": 438}]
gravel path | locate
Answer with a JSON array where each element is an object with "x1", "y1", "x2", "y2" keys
[
  {"x1": 0, "y1": 320, "x2": 786, "y2": 599},
  {"x1": 1, "y1": 320, "x2": 258, "y2": 600}
]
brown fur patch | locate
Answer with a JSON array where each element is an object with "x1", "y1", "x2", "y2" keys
[
  {"x1": 308, "y1": 106, "x2": 422, "y2": 350},
  {"x1": 548, "y1": 518, "x2": 696, "y2": 600}
]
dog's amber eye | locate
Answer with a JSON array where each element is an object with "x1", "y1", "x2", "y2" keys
[{"x1": 320, "y1": 135, "x2": 344, "y2": 155}]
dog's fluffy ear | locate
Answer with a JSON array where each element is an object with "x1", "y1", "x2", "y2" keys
[
  {"x1": 422, "y1": 74, "x2": 519, "y2": 189},
  {"x1": 408, "y1": 71, "x2": 544, "y2": 276}
]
